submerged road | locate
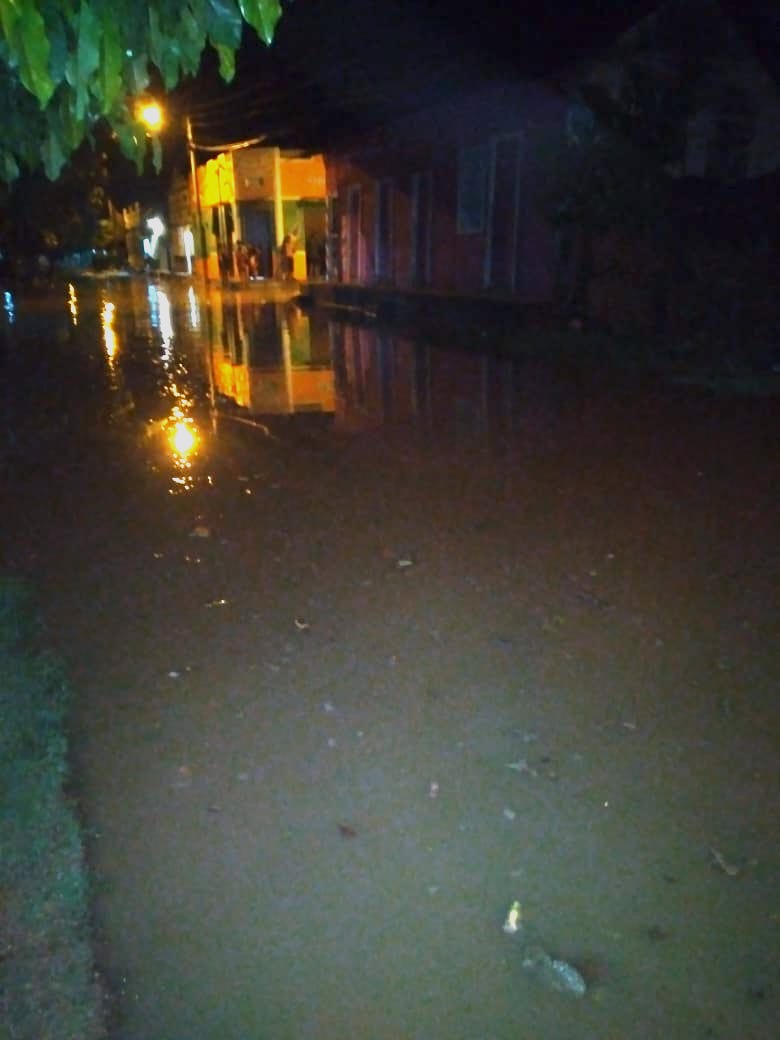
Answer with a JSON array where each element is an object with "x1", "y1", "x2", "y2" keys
[{"x1": 3, "y1": 275, "x2": 779, "y2": 1039}]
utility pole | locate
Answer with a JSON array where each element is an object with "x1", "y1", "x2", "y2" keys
[{"x1": 186, "y1": 116, "x2": 207, "y2": 279}]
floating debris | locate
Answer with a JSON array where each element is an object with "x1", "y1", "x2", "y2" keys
[
  {"x1": 429, "y1": 781, "x2": 440, "y2": 798},
  {"x1": 294, "y1": 617, "x2": 310, "y2": 630},
  {"x1": 172, "y1": 765, "x2": 192, "y2": 789},
  {"x1": 502, "y1": 901, "x2": 587, "y2": 998},
  {"x1": 710, "y1": 847, "x2": 740, "y2": 877},
  {"x1": 503, "y1": 900, "x2": 523, "y2": 934},
  {"x1": 643, "y1": 924, "x2": 671, "y2": 942},
  {"x1": 190, "y1": 525, "x2": 211, "y2": 538},
  {"x1": 506, "y1": 759, "x2": 537, "y2": 776},
  {"x1": 521, "y1": 947, "x2": 588, "y2": 998},
  {"x1": 338, "y1": 823, "x2": 357, "y2": 839}
]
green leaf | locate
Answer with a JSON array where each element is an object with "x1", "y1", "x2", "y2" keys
[
  {"x1": 239, "y1": 0, "x2": 281, "y2": 46},
  {"x1": 151, "y1": 132, "x2": 162, "y2": 172},
  {"x1": 178, "y1": 8, "x2": 207, "y2": 75},
  {"x1": 74, "y1": 1, "x2": 100, "y2": 120},
  {"x1": 99, "y1": 22, "x2": 123, "y2": 114},
  {"x1": 213, "y1": 40, "x2": 235, "y2": 81},
  {"x1": 0, "y1": 1, "x2": 21, "y2": 58},
  {"x1": 113, "y1": 119, "x2": 146, "y2": 172},
  {"x1": 41, "y1": 126, "x2": 67, "y2": 181},
  {"x1": 148, "y1": 6, "x2": 163, "y2": 67},
  {"x1": 129, "y1": 51, "x2": 150, "y2": 94},
  {"x1": 2, "y1": 151, "x2": 19, "y2": 182},
  {"x1": 206, "y1": 0, "x2": 242, "y2": 48},
  {"x1": 46, "y1": 10, "x2": 69, "y2": 85},
  {"x1": 16, "y1": 0, "x2": 55, "y2": 105}
]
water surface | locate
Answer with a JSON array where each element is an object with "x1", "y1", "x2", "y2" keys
[{"x1": 2, "y1": 276, "x2": 778, "y2": 1039}]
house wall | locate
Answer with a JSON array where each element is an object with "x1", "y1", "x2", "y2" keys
[
  {"x1": 325, "y1": 83, "x2": 568, "y2": 303},
  {"x1": 192, "y1": 148, "x2": 328, "y2": 280}
]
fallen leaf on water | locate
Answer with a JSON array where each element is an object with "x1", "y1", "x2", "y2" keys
[
  {"x1": 338, "y1": 823, "x2": 357, "y2": 839},
  {"x1": 506, "y1": 759, "x2": 537, "y2": 776},
  {"x1": 710, "y1": 847, "x2": 740, "y2": 876}
]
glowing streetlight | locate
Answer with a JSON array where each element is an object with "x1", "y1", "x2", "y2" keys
[
  {"x1": 133, "y1": 98, "x2": 205, "y2": 279},
  {"x1": 137, "y1": 100, "x2": 163, "y2": 133}
]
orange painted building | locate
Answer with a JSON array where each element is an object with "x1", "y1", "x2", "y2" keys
[{"x1": 193, "y1": 148, "x2": 327, "y2": 282}]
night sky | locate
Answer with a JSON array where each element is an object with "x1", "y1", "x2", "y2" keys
[
  {"x1": 169, "y1": 0, "x2": 659, "y2": 151},
  {"x1": 167, "y1": 0, "x2": 779, "y2": 155}
]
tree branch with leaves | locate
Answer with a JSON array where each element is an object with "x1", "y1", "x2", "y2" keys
[{"x1": 0, "y1": 0, "x2": 282, "y2": 182}]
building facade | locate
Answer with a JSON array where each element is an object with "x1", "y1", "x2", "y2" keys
[
  {"x1": 325, "y1": 82, "x2": 569, "y2": 304},
  {"x1": 191, "y1": 147, "x2": 327, "y2": 282}
]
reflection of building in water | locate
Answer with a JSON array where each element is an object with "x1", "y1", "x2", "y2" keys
[
  {"x1": 330, "y1": 323, "x2": 520, "y2": 444},
  {"x1": 207, "y1": 290, "x2": 334, "y2": 416}
]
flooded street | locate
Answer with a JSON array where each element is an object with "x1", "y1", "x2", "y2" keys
[{"x1": 2, "y1": 276, "x2": 779, "y2": 1039}]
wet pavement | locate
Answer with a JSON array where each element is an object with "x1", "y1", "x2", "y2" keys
[{"x1": 2, "y1": 275, "x2": 779, "y2": 1039}]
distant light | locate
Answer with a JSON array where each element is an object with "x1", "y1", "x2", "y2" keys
[
  {"x1": 3, "y1": 290, "x2": 15, "y2": 324},
  {"x1": 183, "y1": 229, "x2": 194, "y2": 276},
  {"x1": 144, "y1": 215, "x2": 166, "y2": 260}
]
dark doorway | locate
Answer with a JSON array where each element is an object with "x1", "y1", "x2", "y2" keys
[
  {"x1": 346, "y1": 185, "x2": 361, "y2": 282},
  {"x1": 487, "y1": 136, "x2": 521, "y2": 292},
  {"x1": 411, "y1": 171, "x2": 432, "y2": 287},
  {"x1": 375, "y1": 180, "x2": 393, "y2": 282},
  {"x1": 241, "y1": 204, "x2": 274, "y2": 277}
]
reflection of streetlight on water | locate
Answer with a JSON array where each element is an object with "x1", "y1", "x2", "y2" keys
[
  {"x1": 155, "y1": 395, "x2": 200, "y2": 494},
  {"x1": 170, "y1": 417, "x2": 196, "y2": 457}
]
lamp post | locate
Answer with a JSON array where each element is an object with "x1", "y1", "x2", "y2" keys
[
  {"x1": 136, "y1": 99, "x2": 206, "y2": 281},
  {"x1": 186, "y1": 116, "x2": 207, "y2": 281}
]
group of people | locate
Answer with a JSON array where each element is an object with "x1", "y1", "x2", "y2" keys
[
  {"x1": 235, "y1": 242, "x2": 263, "y2": 282},
  {"x1": 217, "y1": 228, "x2": 324, "y2": 284}
]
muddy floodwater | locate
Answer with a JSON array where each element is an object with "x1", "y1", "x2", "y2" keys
[{"x1": 2, "y1": 276, "x2": 779, "y2": 1039}]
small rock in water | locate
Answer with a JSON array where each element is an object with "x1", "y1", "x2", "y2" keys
[
  {"x1": 521, "y1": 945, "x2": 587, "y2": 998},
  {"x1": 547, "y1": 958, "x2": 587, "y2": 997}
]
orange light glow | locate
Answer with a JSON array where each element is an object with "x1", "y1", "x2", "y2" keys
[
  {"x1": 137, "y1": 101, "x2": 163, "y2": 132},
  {"x1": 170, "y1": 420, "x2": 196, "y2": 457},
  {"x1": 101, "y1": 300, "x2": 117, "y2": 362}
]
